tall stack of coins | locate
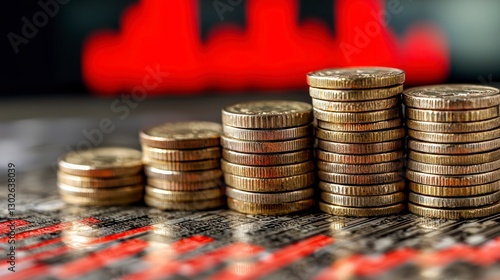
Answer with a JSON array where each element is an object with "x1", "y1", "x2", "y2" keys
[
  {"x1": 221, "y1": 100, "x2": 316, "y2": 215},
  {"x1": 140, "y1": 121, "x2": 225, "y2": 210},
  {"x1": 57, "y1": 147, "x2": 144, "y2": 206},
  {"x1": 404, "y1": 84, "x2": 500, "y2": 219},
  {"x1": 307, "y1": 67, "x2": 406, "y2": 217}
]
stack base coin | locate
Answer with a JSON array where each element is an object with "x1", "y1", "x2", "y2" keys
[{"x1": 228, "y1": 198, "x2": 315, "y2": 215}]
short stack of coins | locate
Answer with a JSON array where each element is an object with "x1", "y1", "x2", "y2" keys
[
  {"x1": 140, "y1": 121, "x2": 225, "y2": 210},
  {"x1": 221, "y1": 100, "x2": 316, "y2": 215},
  {"x1": 307, "y1": 67, "x2": 406, "y2": 217},
  {"x1": 404, "y1": 84, "x2": 500, "y2": 219},
  {"x1": 57, "y1": 147, "x2": 144, "y2": 206}
]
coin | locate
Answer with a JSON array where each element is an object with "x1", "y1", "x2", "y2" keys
[
  {"x1": 317, "y1": 139, "x2": 403, "y2": 154},
  {"x1": 316, "y1": 127, "x2": 405, "y2": 143},
  {"x1": 406, "y1": 118, "x2": 500, "y2": 133},
  {"x1": 408, "y1": 201, "x2": 500, "y2": 219},
  {"x1": 57, "y1": 172, "x2": 143, "y2": 188},
  {"x1": 225, "y1": 187, "x2": 314, "y2": 204},
  {"x1": 60, "y1": 193, "x2": 142, "y2": 206},
  {"x1": 58, "y1": 183, "x2": 143, "y2": 199},
  {"x1": 311, "y1": 97, "x2": 399, "y2": 112},
  {"x1": 58, "y1": 147, "x2": 143, "y2": 178},
  {"x1": 317, "y1": 160, "x2": 403, "y2": 174},
  {"x1": 407, "y1": 139, "x2": 500, "y2": 154},
  {"x1": 221, "y1": 135, "x2": 312, "y2": 153},
  {"x1": 409, "y1": 191, "x2": 500, "y2": 208},
  {"x1": 309, "y1": 85, "x2": 403, "y2": 101},
  {"x1": 223, "y1": 172, "x2": 315, "y2": 192},
  {"x1": 307, "y1": 67, "x2": 405, "y2": 89},
  {"x1": 222, "y1": 149, "x2": 312, "y2": 166},
  {"x1": 145, "y1": 195, "x2": 225, "y2": 210},
  {"x1": 409, "y1": 181, "x2": 500, "y2": 197},
  {"x1": 221, "y1": 160, "x2": 314, "y2": 178},
  {"x1": 408, "y1": 149, "x2": 500, "y2": 165},
  {"x1": 222, "y1": 124, "x2": 312, "y2": 141},
  {"x1": 407, "y1": 159, "x2": 500, "y2": 175},
  {"x1": 317, "y1": 118, "x2": 402, "y2": 132},
  {"x1": 319, "y1": 180, "x2": 405, "y2": 196},
  {"x1": 405, "y1": 107, "x2": 498, "y2": 122},
  {"x1": 321, "y1": 192, "x2": 405, "y2": 207},
  {"x1": 227, "y1": 198, "x2": 315, "y2": 215},
  {"x1": 142, "y1": 157, "x2": 220, "y2": 171},
  {"x1": 319, "y1": 202, "x2": 405, "y2": 217},
  {"x1": 409, "y1": 127, "x2": 500, "y2": 144},
  {"x1": 222, "y1": 100, "x2": 313, "y2": 129},
  {"x1": 147, "y1": 178, "x2": 221, "y2": 191},
  {"x1": 314, "y1": 108, "x2": 400, "y2": 123},
  {"x1": 406, "y1": 169, "x2": 500, "y2": 186},
  {"x1": 403, "y1": 84, "x2": 500, "y2": 110},
  {"x1": 142, "y1": 146, "x2": 221, "y2": 162},
  {"x1": 317, "y1": 149, "x2": 404, "y2": 164},
  {"x1": 145, "y1": 186, "x2": 224, "y2": 201},
  {"x1": 145, "y1": 166, "x2": 222, "y2": 182},
  {"x1": 140, "y1": 121, "x2": 221, "y2": 149},
  {"x1": 318, "y1": 171, "x2": 402, "y2": 185}
]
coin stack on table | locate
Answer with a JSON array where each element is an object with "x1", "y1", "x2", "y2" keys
[
  {"x1": 221, "y1": 100, "x2": 316, "y2": 215},
  {"x1": 307, "y1": 67, "x2": 406, "y2": 217},
  {"x1": 404, "y1": 84, "x2": 500, "y2": 219},
  {"x1": 58, "y1": 147, "x2": 144, "y2": 206},
  {"x1": 140, "y1": 121, "x2": 225, "y2": 210}
]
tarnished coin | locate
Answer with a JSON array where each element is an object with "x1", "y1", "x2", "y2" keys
[
  {"x1": 403, "y1": 84, "x2": 500, "y2": 110},
  {"x1": 316, "y1": 127, "x2": 405, "y2": 143},
  {"x1": 145, "y1": 195, "x2": 225, "y2": 211},
  {"x1": 222, "y1": 124, "x2": 312, "y2": 141},
  {"x1": 408, "y1": 149, "x2": 500, "y2": 165},
  {"x1": 307, "y1": 67, "x2": 405, "y2": 89},
  {"x1": 145, "y1": 166, "x2": 222, "y2": 182},
  {"x1": 223, "y1": 172, "x2": 315, "y2": 192},
  {"x1": 221, "y1": 135, "x2": 312, "y2": 153},
  {"x1": 406, "y1": 118, "x2": 500, "y2": 133},
  {"x1": 222, "y1": 149, "x2": 311, "y2": 166},
  {"x1": 318, "y1": 139, "x2": 403, "y2": 154},
  {"x1": 140, "y1": 121, "x2": 221, "y2": 149},
  {"x1": 319, "y1": 180, "x2": 405, "y2": 196},
  {"x1": 227, "y1": 198, "x2": 315, "y2": 215},
  {"x1": 142, "y1": 146, "x2": 221, "y2": 162},
  {"x1": 58, "y1": 147, "x2": 143, "y2": 178},
  {"x1": 147, "y1": 178, "x2": 221, "y2": 191},
  {"x1": 57, "y1": 172, "x2": 143, "y2": 188},
  {"x1": 309, "y1": 85, "x2": 403, "y2": 101},
  {"x1": 321, "y1": 192, "x2": 405, "y2": 207},
  {"x1": 226, "y1": 187, "x2": 314, "y2": 204},
  {"x1": 317, "y1": 118, "x2": 402, "y2": 132},
  {"x1": 319, "y1": 202, "x2": 405, "y2": 217},
  {"x1": 407, "y1": 159, "x2": 500, "y2": 175},
  {"x1": 60, "y1": 192, "x2": 142, "y2": 206},
  {"x1": 406, "y1": 107, "x2": 498, "y2": 122},
  {"x1": 142, "y1": 157, "x2": 220, "y2": 171},
  {"x1": 58, "y1": 183, "x2": 143, "y2": 199},
  {"x1": 314, "y1": 108, "x2": 400, "y2": 123},
  {"x1": 409, "y1": 191, "x2": 500, "y2": 208},
  {"x1": 408, "y1": 201, "x2": 500, "y2": 219},
  {"x1": 408, "y1": 139, "x2": 500, "y2": 154},
  {"x1": 318, "y1": 171, "x2": 402, "y2": 185},
  {"x1": 222, "y1": 100, "x2": 313, "y2": 129},
  {"x1": 409, "y1": 181, "x2": 500, "y2": 197},
  {"x1": 145, "y1": 186, "x2": 224, "y2": 202},
  {"x1": 317, "y1": 160, "x2": 403, "y2": 174},
  {"x1": 317, "y1": 149, "x2": 404, "y2": 164},
  {"x1": 409, "y1": 127, "x2": 500, "y2": 143},
  {"x1": 221, "y1": 160, "x2": 314, "y2": 178},
  {"x1": 406, "y1": 169, "x2": 500, "y2": 186},
  {"x1": 311, "y1": 97, "x2": 399, "y2": 112}
]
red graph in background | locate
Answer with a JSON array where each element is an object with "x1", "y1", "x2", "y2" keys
[{"x1": 82, "y1": 0, "x2": 450, "y2": 95}]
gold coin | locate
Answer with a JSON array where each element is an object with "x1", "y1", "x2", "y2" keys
[
  {"x1": 144, "y1": 195, "x2": 225, "y2": 210},
  {"x1": 406, "y1": 118, "x2": 500, "y2": 133},
  {"x1": 142, "y1": 157, "x2": 220, "y2": 171},
  {"x1": 57, "y1": 172, "x2": 143, "y2": 188},
  {"x1": 58, "y1": 147, "x2": 142, "y2": 178},
  {"x1": 317, "y1": 118, "x2": 402, "y2": 132},
  {"x1": 222, "y1": 149, "x2": 312, "y2": 166},
  {"x1": 409, "y1": 191, "x2": 500, "y2": 208},
  {"x1": 307, "y1": 67, "x2": 405, "y2": 89},
  {"x1": 221, "y1": 160, "x2": 314, "y2": 178},
  {"x1": 147, "y1": 178, "x2": 221, "y2": 191},
  {"x1": 225, "y1": 187, "x2": 314, "y2": 204},
  {"x1": 311, "y1": 97, "x2": 399, "y2": 112},
  {"x1": 316, "y1": 127, "x2": 405, "y2": 143},
  {"x1": 409, "y1": 181, "x2": 500, "y2": 197},
  {"x1": 140, "y1": 121, "x2": 221, "y2": 149},
  {"x1": 222, "y1": 124, "x2": 312, "y2": 141},
  {"x1": 407, "y1": 139, "x2": 500, "y2": 154},
  {"x1": 314, "y1": 108, "x2": 400, "y2": 123},
  {"x1": 317, "y1": 149, "x2": 404, "y2": 164},
  {"x1": 221, "y1": 135, "x2": 312, "y2": 153},
  {"x1": 223, "y1": 172, "x2": 315, "y2": 193},
  {"x1": 408, "y1": 202, "x2": 500, "y2": 219},
  {"x1": 405, "y1": 107, "x2": 498, "y2": 122},
  {"x1": 145, "y1": 186, "x2": 224, "y2": 202},
  {"x1": 145, "y1": 166, "x2": 222, "y2": 182},
  {"x1": 317, "y1": 160, "x2": 403, "y2": 174},
  {"x1": 319, "y1": 202, "x2": 405, "y2": 217},
  {"x1": 319, "y1": 180, "x2": 405, "y2": 196},
  {"x1": 408, "y1": 149, "x2": 500, "y2": 165},
  {"x1": 309, "y1": 85, "x2": 403, "y2": 101},
  {"x1": 58, "y1": 183, "x2": 143, "y2": 199},
  {"x1": 318, "y1": 171, "x2": 402, "y2": 185},
  {"x1": 406, "y1": 169, "x2": 500, "y2": 186},
  {"x1": 60, "y1": 192, "x2": 142, "y2": 206},
  {"x1": 407, "y1": 159, "x2": 500, "y2": 175},
  {"x1": 409, "y1": 127, "x2": 500, "y2": 143},
  {"x1": 227, "y1": 198, "x2": 315, "y2": 215},
  {"x1": 142, "y1": 145, "x2": 221, "y2": 162},
  {"x1": 321, "y1": 192, "x2": 405, "y2": 207},
  {"x1": 317, "y1": 139, "x2": 403, "y2": 154},
  {"x1": 403, "y1": 84, "x2": 500, "y2": 110},
  {"x1": 222, "y1": 100, "x2": 313, "y2": 129}
]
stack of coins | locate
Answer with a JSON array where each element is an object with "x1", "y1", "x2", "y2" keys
[
  {"x1": 57, "y1": 147, "x2": 144, "y2": 206},
  {"x1": 221, "y1": 100, "x2": 316, "y2": 215},
  {"x1": 140, "y1": 121, "x2": 225, "y2": 210},
  {"x1": 404, "y1": 84, "x2": 500, "y2": 219},
  {"x1": 307, "y1": 67, "x2": 406, "y2": 217}
]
